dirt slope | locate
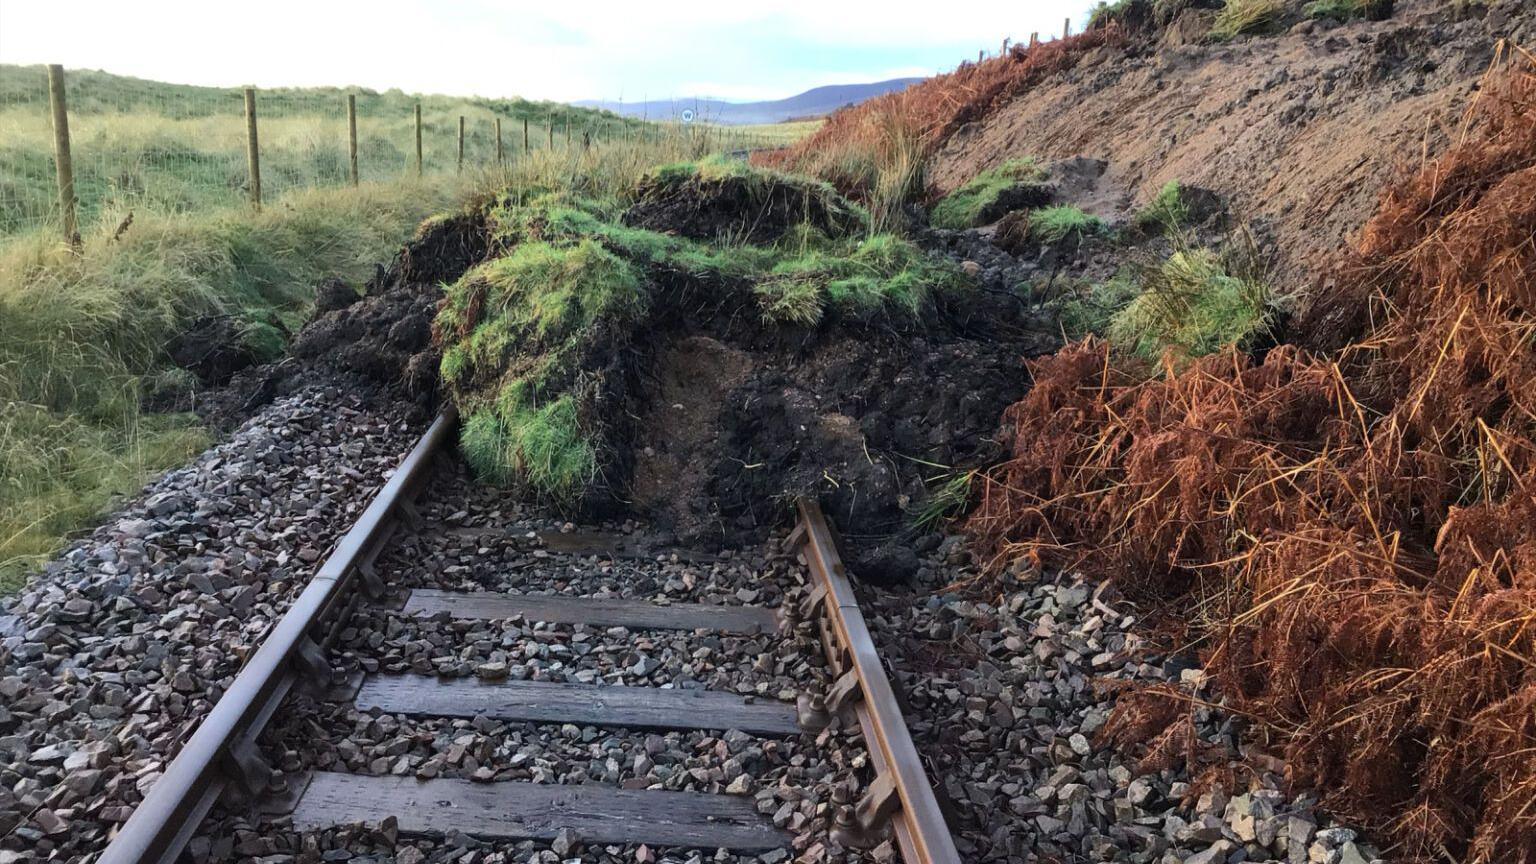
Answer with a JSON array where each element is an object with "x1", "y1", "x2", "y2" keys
[{"x1": 928, "y1": 1, "x2": 1530, "y2": 291}]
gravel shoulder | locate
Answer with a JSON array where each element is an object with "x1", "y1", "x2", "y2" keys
[
  {"x1": 0, "y1": 384, "x2": 423, "y2": 861},
  {"x1": 863, "y1": 536, "x2": 1384, "y2": 864}
]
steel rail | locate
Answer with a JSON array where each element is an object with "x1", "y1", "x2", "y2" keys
[
  {"x1": 790, "y1": 499, "x2": 962, "y2": 864},
  {"x1": 98, "y1": 409, "x2": 457, "y2": 864}
]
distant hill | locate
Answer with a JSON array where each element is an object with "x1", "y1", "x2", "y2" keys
[{"x1": 575, "y1": 78, "x2": 924, "y2": 126}]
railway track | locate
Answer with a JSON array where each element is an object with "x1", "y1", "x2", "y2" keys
[{"x1": 95, "y1": 411, "x2": 961, "y2": 864}]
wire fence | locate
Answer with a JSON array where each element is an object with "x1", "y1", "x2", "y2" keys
[{"x1": 0, "y1": 65, "x2": 785, "y2": 240}]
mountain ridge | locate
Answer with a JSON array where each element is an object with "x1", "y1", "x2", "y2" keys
[{"x1": 575, "y1": 77, "x2": 923, "y2": 125}]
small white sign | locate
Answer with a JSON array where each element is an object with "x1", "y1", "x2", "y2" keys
[{"x1": 680, "y1": 109, "x2": 695, "y2": 124}]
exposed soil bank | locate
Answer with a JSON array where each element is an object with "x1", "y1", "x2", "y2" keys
[{"x1": 927, "y1": 0, "x2": 1530, "y2": 292}]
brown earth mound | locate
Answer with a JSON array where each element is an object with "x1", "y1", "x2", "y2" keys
[
  {"x1": 927, "y1": 0, "x2": 1528, "y2": 293},
  {"x1": 623, "y1": 170, "x2": 865, "y2": 245},
  {"x1": 196, "y1": 211, "x2": 491, "y2": 430},
  {"x1": 966, "y1": 53, "x2": 1536, "y2": 863},
  {"x1": 627, "y1": 313, "x2": 1049, "y2": 563}
]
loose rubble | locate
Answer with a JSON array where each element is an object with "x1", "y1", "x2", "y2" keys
[
  {"x1": 863, "y1": 534, "x2": 1384, "y2": 864},
  {"x1": 0, "y1": 385, "x2": 421, "y2": 861}
]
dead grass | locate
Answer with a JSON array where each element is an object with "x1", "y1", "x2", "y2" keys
[
  {"x1": 966, "y1": 48, "x2": 1536, "y2": 864},
  {"x1": 757, "y1": 28, "x2": 1128, "y2": 200}
]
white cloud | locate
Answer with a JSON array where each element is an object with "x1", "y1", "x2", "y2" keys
[{"x1": 0, "y1": 0, "x2": 1088, "y2": 101}]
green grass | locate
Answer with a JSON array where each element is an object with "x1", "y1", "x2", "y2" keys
[
  {"x1": 1210, "y1": 0, "x2": 1289, "y2": 39},
  {"x1": 1030, "y1": 206, "x2": 1106, "y2": 243},
  {"x1": 1133, "y1": 181, "x2": 1190, "y2": 233},
  {"x1": 1107, "y1": 246, "x2": 1277, "y2": 358},
  {"x1": 1054, "y1": 272, "x2": 1144, "y2": 339},
  {"x1": 0, "y1": 64, "x2": 790, "y2": 238},
  {"x1": 757, "y1": 234, "x2": 967, "y2": 324},
  {"x1": 439, "y1": 237, "x2": 643, "y2": 502},
  {"x1": 0, "y1": 405, "x2": 209, "y2": 593},
  {"x1": 929, "y1": 159, "x2": 1047, "y2": 230},
  {"x1": 1303, "y1": 0, "x2": 1391, "y2": 18},
  {"x1": 0, "y1": 178, "x2": 480, "y2": 589},
  {"x1": 438, "y1": 159, "x2": 969, "y2": 501},
  {"x1": 911, "y1": 470, "x2": 977, "y2": 532}
]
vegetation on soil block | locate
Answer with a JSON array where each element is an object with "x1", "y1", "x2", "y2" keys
[
  {"x1": 1029, "y1": 206, "x2": 1106, "y2": 243},
  {"x1": 435, "y1": 160, "x2": 969, "y2": 502},
  {"x1": 439, "y1": 239, "x2": 646, "y2": 498},
  {"x1": 1132, "y1": 181, "x2": 1190, "y2": 232},
  {"x1": 928, "y1": 159, "x2": 1047, "y2": 229}
]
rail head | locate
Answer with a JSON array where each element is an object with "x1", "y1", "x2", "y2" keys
[
  {"x1": 97, "y1": 409, "x2": 456, "y2": 864},
  {"x1": 790, "y1": 498, "x2": 962, "y2": 864}
]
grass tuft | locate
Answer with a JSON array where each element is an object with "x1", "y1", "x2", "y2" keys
[
  {"x1": 1210, "y1": 0, "x2": 1288, "y2": 39},
  {"x1": 1133, "y1": 181, "x2": 1189, "y2": 233},
  {"x1": 1107, "y1": 246, "x2": 1277, "y2": 358},
  {"x1": 1029, "y1": 206, "x2": 1106, "y2": 243},
  {"x1": 929, "y1": 159, "x2": 1047, "y2": 230},
  {"x1": 756, "y1": 234, "x2": 968, "y2": 323}
]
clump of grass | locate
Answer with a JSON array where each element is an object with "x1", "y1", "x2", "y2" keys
[
  {"x1": 1210, "y1": 0, "x2": 1288, "y2": 38},
  {"x1": 1107, "y1": 246, "x2": 1277, "y2": 358},
  {"x1": 755, "y1": 234, "x2": 968, "y2": 324},
  {"x1": 1303, "y1": 0, "x2": 1392, "y2": 18},
  {"x1": 911, "y1": 469, "x2": 977, "y2": 532},
  {"x1": 1133, "y1": 181, "x2": 1190, "y2": 233},
  {"x1": 866, "y1": 108, "x2": 927, "y2": 235},
  {"x1": 438, "y1": 238, "x2": 644, "y2": 502},
  {"x1": 1030, "y1": 205, "x2": 1106, "y2": 243},
  {"x1": 460, "y1": 394, "x2": 595, "y2": 498},
  {"x1": 929, "y1": 159, "x2": 1047, "y2": 230},
  {"x1": 1054, "y1": 272, "x2": 1144, "y2": 339}
]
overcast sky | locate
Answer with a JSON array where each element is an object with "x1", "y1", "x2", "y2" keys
[{"x1": 0, "y1": 0, "x2": 1088, "y2": 102}]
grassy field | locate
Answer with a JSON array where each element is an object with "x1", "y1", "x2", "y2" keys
[
  {"x1": 0, "y1": 177, "x2": 488, "y2": 591},
  {"x1": 0, "y1": 75, "x2": 757, "y2": 592},
  {"x1": 0, "y1": 65, "x2": 772, "y2": 237},
  {"x1": 720, "y1": 120, "x2": 823, "y2": 148}
]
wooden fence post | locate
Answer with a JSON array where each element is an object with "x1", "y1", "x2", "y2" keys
[
  {"x1": 347, "y1": 94, "x2": 359, "y2": 186},
  {"x1": 414, "y1": 103, "x2": 423, "y2": 176},
  {"x1": 547, "y1": 120, "x2": 553, "y2": 150},
  {"x1": 1065, "y1": 18, "x2": 1072, "y2": 38},
  {"x1": 457, "y1": 116, "x2": 465, "y2": 174},
  {"x1": 1030, "y1": 32, "x2": 1039, "y2": 48},
  {"x1": 523, "y1": 117, "x2": 530, "y2": 155},
  {"x1": 243, "y1": 87, "x2": 261, "y2": 210},
  {"x1": 45, "y1": 64, "x2": 78, "y2": 247},
  {"x1": 495, "y1": 117, "x2": 503, "y2": 166}
]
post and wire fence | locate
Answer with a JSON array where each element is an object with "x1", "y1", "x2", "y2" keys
[{"x1": 0, "y1": 64, "x2": 786, "y2": 243}]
